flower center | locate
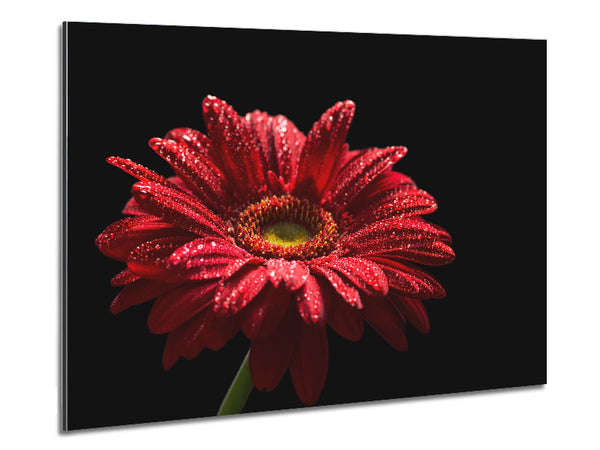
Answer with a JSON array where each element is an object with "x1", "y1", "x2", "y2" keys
[
  {"x1": 236, "y1": 195, "x2": 338, "y2": 260},
  {"x1": 262, "y1": 222, "x2": 311, "y2": 247}
]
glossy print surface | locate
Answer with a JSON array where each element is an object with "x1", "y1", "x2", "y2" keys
[{"x1": 63, "y1": 22, "x2": 546, "y2": 430}]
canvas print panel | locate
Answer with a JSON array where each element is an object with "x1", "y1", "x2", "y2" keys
[{"x1": 63, "y1": 22, "x2": 546, "y2": 430}]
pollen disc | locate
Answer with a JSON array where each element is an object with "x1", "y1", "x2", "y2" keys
[{"x1": 236, "y1": 195, "x2": 338, "y2": 260}]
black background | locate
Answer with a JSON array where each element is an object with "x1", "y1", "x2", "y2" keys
[{"x1": 64, "y1": 22, "x2": 546, "y2": 430}]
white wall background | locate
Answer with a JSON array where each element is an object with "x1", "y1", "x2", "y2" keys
[{"x1": 1, "y1": 1, "x2": 598, "y2": 448}]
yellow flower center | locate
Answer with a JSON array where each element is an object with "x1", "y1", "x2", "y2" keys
[
  {"x1": 236, "y1": 195, "x2": 338, "y2": 260},
  {"x1": 262, "y1": 221, "x2": 311, "y2": 247}
]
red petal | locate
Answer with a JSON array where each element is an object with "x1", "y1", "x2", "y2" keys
[
  {"x1": 165, "y1": 237, "x2": 251, "y2": 280},
  {"x1": 96, "y1": 216, "x2": 192, "y2": 262},
  {"x1": 162, "y1": 325, "x2": 188, "y2": 370},
  {"x1": 345, "y1": 189, "x2": 438, "y2": 232},
  {"x1": 122, "y1": 177, "x2": 192, "y2": 216},
  {"x1": 289, "y1": 323, "x2": 329, "y2": 406},
  {"x1": 147, "y1": 281, "x2": 218, "y2": 334},
  {"x1": 367, "y1": 256, "x2": 446, "y2": 299},
  {"x1": 244, "y1": 111, "x2": 279, "y2": 177},
  {"x1": 107, "y1": 156, "x2": 184, "y2": 192},
  {"x1": 161, "y1": 311, "x2": 209, "y2": 361},
  {"x1": 242, "y1": 286, "x2": 291, "y2": 340},
  {"x1": 245, "y1": 112, "x2": 306, "y2": 187},
  {"x1": 179, "y1": 311, "x2": 210, "y2": 360},
  {"x1": 131, "y1": 181, "x2": 229, "y2": 238},
  {"x1": 126, "y1": 236, "x2": 192, "y2": 282},
  {"x1": 336, "y1": 147, "x2": 361, "y2": 170},
  {"x1": 265, "y1": 259, "x2": 309, "y2": 291},
  {"x1": 348, "y1": 171, "x2": 416, "y2": 212},
  {"x1": 337, "y1": 217, "x2": 442, "y2": 257},
  {"x1": 362, "y1": 297, "x2": 408, "y2": 351},
  {"x1": 294, "y1": 100, "x2": 355, "y2": 199},
  {"x1": 250, "y1": 305, "x2": 300, "y2": 392},
  {"x1": 122, "y1": 197, "x2": 147, "y2": 215},
  {"x1": 213, "y1": 265, "x2": 269, "y2": 314},
  {"x1": 432, "y1": 225, "x2": 452, "y2": 245},
  {"x1": 201, "y1": 310, "x2": 241, "y2": 351},
  {"x1": 271, "y1": 115, "x2": 306, "y2": 187},
  {"x1": 293, "y1": 274, "x2": 329, "y2": 326},
  {"x1": 388, "y1": 294, "x2": 430, "y2": 334},
  {"x1": 148, "y1": 138, "x2": 229, "y2": 213},
  {"x1": 317, "y1": 257, "x2": 388, "y2": 297},
  {"x1": 165, "y1": 175, "x2": 193, "y2": 192},
  {"x1": 309, "y1": 265, "x2": 362, "y2": 308},
  {"x1": 164, "y1": 127, "x2": 213, "y2": 158},
  {"x1": 110, "y1": 279, "x2": 176, "y2": 314},
  {"x1": 373, "y1": 240, "x2": 456, "y2": 266},
  {"x1": 324, "y1": 146, "x2": 406, "y2": 211},
  {"x1": 202, "y1": 95, "x2": 265, "y2": 198},
  {"x1": 110, "y1": 268, "x2": 141, "y2": 286},
  {"x1": 412, "y1": 218, "x2": 453, "y2": 245},
  {"x1": 327, "y1": 293, "x2": 364, "y2": 341},
  {"x1": 266, "y1": 170, "x2": 286, "y2": 194}
]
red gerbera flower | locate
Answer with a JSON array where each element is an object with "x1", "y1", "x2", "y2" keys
[{"x1": 96, "y1": 95, "x2": 455, "y2": 407}]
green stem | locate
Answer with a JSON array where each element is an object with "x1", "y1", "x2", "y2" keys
[{"x1": 217, "y1": 350, "x2": 253, "y2": 416}]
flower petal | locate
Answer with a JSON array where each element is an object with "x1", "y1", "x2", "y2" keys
[
  {"x1": 373, "y1": 240, "x2": 456, "y2": 266},
  {"x1": 201, "y1": 310, "x2": 241, "y2": 351},
  {"x1": 110, "y1": 279, "x2": 176, "y2": 314},
  {"x1": 148, "y1": 138, "x2": 229, "y2": 213},
  {"x1": 202, "y1": 95, "x2": 265, "y2": 197},
  {"x1": 323, "y1": 146, "x2": 406, "y2": 211},
  {"x1": 327, "y1": 293, "x2": 364, "y2": 341},
  {"x1": 213, "y1": 265, "x2": 269, "y2": 314},
  {"x1": 362, "y1": 297, "x2": 408, "y2": 351},
  {"x1": 162, "y1": 326, "x2": 188, "y2": 370},
  {"x1": 164, "y1": 127, "x2": 212, "y2": 158},
  {"x1": 388, "y1": 294, "x2": 430, "y2": 334},
  {"x1": 110, "y1": 267, "x2": 141, "y2": 287},
  {"x1": 336, "y1": 217, "x2": 442, "y2": 257},
  {"x1": 345, "y1": 189, "x2": 438, "y2": 232},
  {"x1": 294, "y1": 100, "x2": 355, "y2": 199},
  {"x1": 265, "y1": 170, "x2": 286, "y2": 194},
  {"x1": 316, "y1": 257, "x2": 388, "y2": 297},
  {"x1": 147, "y1": 281, "x2": 219, "y2": 334},
  {"x1": 244, "y1": 111, "x2": 279, "y2": 177},
  {"x1": 165, "y1": 175, "x2": 193, "y2": 192},
  {"x1": 250, "y1": 305, "x2": 300, "y2": 392},
  {"x1": 96, "y1": 216, "x2": 192, "y2": 262},
  {"x1": 413, "y1": 218, "x2": 453, "y2": 245},
  {"x1": 107, "y1": 156, "x2": 185, "y2": 193},
  {"x1": 165, "y1": 237, "x2": 251, "y2": 280},
  {"x1": 265, "y1": 259, "x2": 309, "y2": 291},
  {"x1": 367, "y1": 256, "x2": 446, "y2": 299},
  {"x1": 126, "y1": 236, "x2": 192, "y2": 282},
  {"x1": 336, "y1": 147, "x2": 361, "y2": 170},
  {"x1": 121, "y1": 197, "x2": 148, "y2": 216},
  {"x1": 161, "y1": 311, "x2": 209, "y2": 362},
  {"x1": 289, "y1": 323, "x2": 329, "y2": 406},
  {"x1": 293, "y1": 274, "x2": 329, "y2": 327},
  {"x1": 179, "y1": 311, "x2": 210, "y2": 360},
  {"x1": 149, "y1": 138, "x2": 230, "y2": 210},
  {"x1": 309, "y1": 265, "x2": 362, "y2": 308},
  {"x1": 245, "y1": 112, "x2": 306, "y2": 188},
  {"x1": 348, "y1": 170, "x2": 417, "y2": 212},
  {"x1": 242, "y1": 286, "x2": 291, "y2": 340},
  {"x1": 131, "y1": 181, "x2": 229, "y2": 238}
]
